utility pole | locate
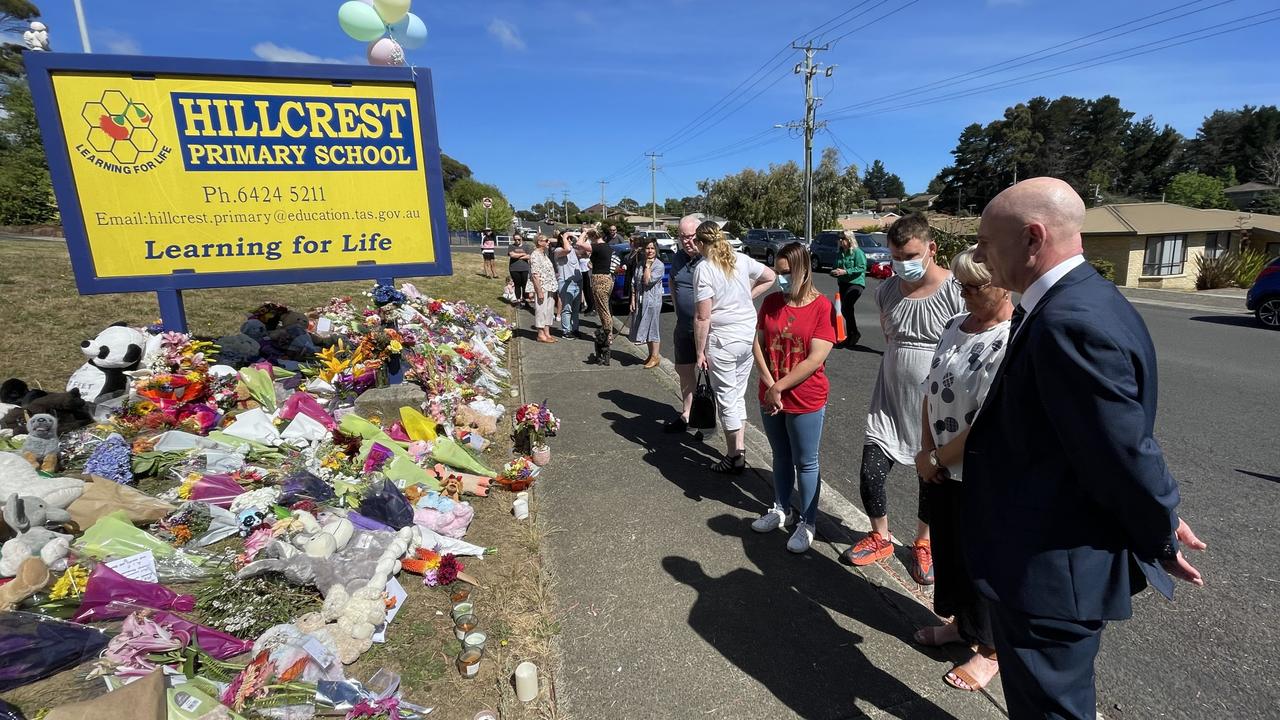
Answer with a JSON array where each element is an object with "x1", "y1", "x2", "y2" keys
[
  {"x1": 562, "y1": 190, "x2": 570, "y2": 225},
  {"x1": 646, "y1": 152, "x2": 662, "y2": 229},
  {"x1": 598, "y1": 180, "x2": 609, "y2": 222},
  {"x1": 72, "y1": 0, "x2": 92, "y2": 52},
  {"x1": 957, "y1": 185, "x2": 964, "y2": 216},
  {"x1": 793, "y1": 41, "x2": 830, "y2": 245}
]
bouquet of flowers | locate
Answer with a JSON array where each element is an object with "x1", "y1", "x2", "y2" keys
[
  {"x1": 496, "y1": 456, "x2": 538, "y2": 492},
  {"x1": 400, "y1": 548, "x2": 463, "y2": 587},
  {"x1": 512, "y1": 401, "x2": 560, "y2": 452}
]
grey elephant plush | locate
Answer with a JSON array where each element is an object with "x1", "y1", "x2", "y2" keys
[{"x1": 1, "y1": 494, "x2": 73, "y2": 576}]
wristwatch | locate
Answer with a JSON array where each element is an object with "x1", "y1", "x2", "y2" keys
[{"x1": 927, "y1": 449, "x2": 940, "y2": 469}]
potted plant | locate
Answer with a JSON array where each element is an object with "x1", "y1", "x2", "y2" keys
[{"x1": 512, "y1": 402, "x2": 559, "y2": 465}]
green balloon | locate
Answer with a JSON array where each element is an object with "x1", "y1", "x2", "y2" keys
[{"x1": 338, "y1": 0, "x2": 387, "y2": 42}]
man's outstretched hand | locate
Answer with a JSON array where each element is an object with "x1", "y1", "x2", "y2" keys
[{"x1": 1162, "y1": 518, "x2": 1207, "y2": 587}]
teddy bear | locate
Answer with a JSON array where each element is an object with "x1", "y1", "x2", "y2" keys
[
  {"x1": 20, "y1": 413, "x2": 58, "y2": 472},
  {"x1": 214, "y1": 332, "x2": 261, "y2": 368},
  {"x1": 0, "y1": 493, "x2": 73, "y2": 577},
  {"x1": 66, "y1": 323, "x2": 149, "y2": 402},
  {"x1": 0, "y1": 388, "x2": 93, "y2": 434}
]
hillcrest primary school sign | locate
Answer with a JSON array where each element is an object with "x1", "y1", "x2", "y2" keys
[{"x1": 25, "y1": 53, "x2": 451, "y2": 331}]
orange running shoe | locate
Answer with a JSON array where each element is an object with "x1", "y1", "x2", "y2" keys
[
  {"x1": 910, "y1": 538, "x2": 935, "y2": 585},
  {"x1": 842, "y1": 531, "x2": 894, "y2": 566}
]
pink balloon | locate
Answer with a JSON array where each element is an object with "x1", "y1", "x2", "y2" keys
[{"x1": 367, "y1": 37, "x2": 406, "y2": 66}]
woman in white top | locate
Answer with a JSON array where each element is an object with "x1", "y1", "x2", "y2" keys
[
  {"x1": 693, "y1": 221, "x2": 776, "y2": 473},
  {"x1": 913, "y1": 246, "x2": 1012, "y2": 693}
]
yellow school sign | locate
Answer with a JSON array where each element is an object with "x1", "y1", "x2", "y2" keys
[{"x1": 26, "y1": 54, "x2": 451, "y2": 328}]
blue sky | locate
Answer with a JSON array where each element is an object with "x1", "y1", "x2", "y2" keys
[{"x1": 23, "y1": 0, "x2": 1280, "y2": 208}]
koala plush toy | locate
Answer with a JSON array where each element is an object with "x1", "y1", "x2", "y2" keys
[{"x1": 20, "y1": 413, "x2": 58, "y2": 472}]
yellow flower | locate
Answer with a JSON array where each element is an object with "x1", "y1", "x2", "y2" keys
[
  {"x1": 389, "y1": 340, "x2": 403, "y2": 353},
  {"x1": 177, "y1": 472, "x2": 201, "y2": 500},
  {"x1": 49, "y1": 565, "x2": 89, "y2": 600}
]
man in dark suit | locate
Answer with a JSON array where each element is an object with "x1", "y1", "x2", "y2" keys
[{"x1": 967, "y1": 177, "x2": 1206, "y2": 719}]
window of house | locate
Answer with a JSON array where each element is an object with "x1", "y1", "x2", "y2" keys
[
  {"x1": 1143, "y1": 234, "x2": 1187, "y2": 276},
  {"x1": 1205, "y1": 232, "x2": 1223, "y2": 259}
]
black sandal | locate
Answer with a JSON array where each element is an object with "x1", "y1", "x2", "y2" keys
[{"x1": 711, "y1": 454, "x2": 746, "y2": 475}]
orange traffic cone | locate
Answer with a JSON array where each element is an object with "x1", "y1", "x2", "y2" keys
[{"x1": 833, "y1": 291, "x2": 847, "y2": 343}]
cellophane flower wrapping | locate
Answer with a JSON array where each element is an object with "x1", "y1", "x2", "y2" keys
[
  {"x1": 0, "y1": 612, "x2": 110, "y2": 692},
  {"x1": 73, "y1": 563, "x2": 197, "y2": 623},
  {"x1": 357, "y1": 478, "x2": 415, "y2": 530}
]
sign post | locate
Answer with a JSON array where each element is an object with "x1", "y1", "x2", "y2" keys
[
  {"x1": 481, "y1": 196, "x2": 492, "y2": 229},
  {"x1": 25, "y1": 53, "x2": 452, "y2": 332}
]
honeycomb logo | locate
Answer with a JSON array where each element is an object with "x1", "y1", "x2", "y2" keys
[{"x1": 80, "y1": 89, "x2": 161, "y2": 166}]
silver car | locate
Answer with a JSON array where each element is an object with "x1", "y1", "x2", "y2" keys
[{"x1": 743, "y1": 228, "x2": 800, "y2": 265}]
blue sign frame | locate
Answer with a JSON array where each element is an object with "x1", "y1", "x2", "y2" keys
[{"x1": 24, "y1": 53, "x2": 452, "y2": 330}]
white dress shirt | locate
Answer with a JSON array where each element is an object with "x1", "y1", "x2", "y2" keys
[{"x1": 1019, "y1": 254, "x2": 1087, "y2": 314}]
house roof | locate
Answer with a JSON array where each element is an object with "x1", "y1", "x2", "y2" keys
[
  {"x1": 1223, "y1": 181, "x2": 1279, "y2": 194},
  {"x1": 877, "y1": 198, "x2": 902, "y2": 204},
  {"x1": 907, "y1": 193, "x2": 939, "y2": 202},
  {"x1": 927, "y1": 214, "x2": 980, "y2": 236},
  {"x1": 1083, "y1": 202, "x2": 1264, "y2": 235}
]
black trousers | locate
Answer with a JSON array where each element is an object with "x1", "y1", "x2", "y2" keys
[
  {"x1": 509, "y1": 270, "x2": 529, "y2": 303},
  {"x1": 925, "y1": 480, "x2": 993, "y2": 647},
  {"x1": 989, "y1": 602, "x2": 1106, "y2": 720},
  {"x1": 838, "y1": 283, "x2": 862, "y2": 342}
]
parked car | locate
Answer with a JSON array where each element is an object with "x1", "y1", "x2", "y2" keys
[
  {"x1": 1246, "y1": 256, "x2": 1280, "y2": 329},
  {"x1": 722, "y1": 233, "x2": 743, "y2": 252},
  {"x1": 609, "y1": 243, "x2": 673, "y2": 312},
  {"x1": 633, "y1": 229, "x2": 675, "y2": 251},
  {"x1": 810, "y1": 230, "x2": 844, "y2": 270},
  {"x1": 742, "y1": 228, "x2": 800, "y2": 265},
  {"x1": 855, "y1": 232, "x2": 892, "y2": 263}
]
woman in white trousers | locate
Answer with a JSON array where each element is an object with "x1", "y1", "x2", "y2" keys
[{"x1": 693, "y1": 222, "x2": 777, "y2": 473}]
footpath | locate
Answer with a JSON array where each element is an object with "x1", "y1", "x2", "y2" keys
[{"x1": 518, "y1": 311, "x2": 1008, "y2": 720}]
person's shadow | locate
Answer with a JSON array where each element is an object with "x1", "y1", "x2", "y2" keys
[{"x1": 664, "y1": 514, "x2": 958, "y2": 719}]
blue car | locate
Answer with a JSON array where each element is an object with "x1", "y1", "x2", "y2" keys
[
  {"x1": 1246, "y1": 255, "x2": 1280, "y2": 329},
  {"x1": 609, "y1": 243, "x2": 672, "y2": 311}
]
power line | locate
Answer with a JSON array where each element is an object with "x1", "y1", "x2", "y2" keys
[
  {"x1": 822, "y1": 126, "x2": 869, "y2": 169},
  {"x1": 823, "y1": 0, "x2": 1236, "y2": 117},
  {"x1": 824, "y1": 0, "x2": 922, "y2": 48},
  {"x1": 825, "y1": 8, "x2": 1280, "y2": 123}
]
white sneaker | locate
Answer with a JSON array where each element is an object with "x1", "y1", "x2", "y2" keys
[
  {"x1": 751, "y1": 506, "x2": 786, "y2": 533},
  {"x1": 787, "y1": 522, "x2": 815, "y2": 553}
]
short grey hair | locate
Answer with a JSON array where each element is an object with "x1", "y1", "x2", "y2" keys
[{"x1": 950, "y1": 245, "x2": 991, "y2": 286}]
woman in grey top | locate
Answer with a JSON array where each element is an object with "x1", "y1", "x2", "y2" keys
[
  {"x1": 629, "y1": 238, "x2": 664, "y2": 368},
  {"x1": 842, "y1": 214, "x2": 964, "y2": 588}
]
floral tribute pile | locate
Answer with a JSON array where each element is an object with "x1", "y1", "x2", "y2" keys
[{"x1": 0, "y1": 282, "x2": 558, "y2": 718}]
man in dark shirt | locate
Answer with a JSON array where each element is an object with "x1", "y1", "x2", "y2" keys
[{"x1": 664, "y1": 214, "x2": 703, "y2": 432}]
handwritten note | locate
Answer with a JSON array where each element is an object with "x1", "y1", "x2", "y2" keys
[{"x1": 106, "y1": 550, "x2": 158, "y2": 583}]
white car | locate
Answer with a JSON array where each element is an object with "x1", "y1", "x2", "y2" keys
[
  {"x1": 722, "y1": 233, "x2": 743, "y2": 252},
  {"x1": 634, "y1": 229, "x2": 675, "y2": 251}
]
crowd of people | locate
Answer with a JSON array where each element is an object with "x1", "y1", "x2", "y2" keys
[{"x1": 504, "y1": 177, "x2": 1204, "y2": 718}]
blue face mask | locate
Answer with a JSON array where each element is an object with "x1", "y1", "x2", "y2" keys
[
  {"x1": 892, "y1": 256, "x2": 928, "y2": 281},
  {"x1": 777, "y1": 274, "x2": 791, "y2": 292}
]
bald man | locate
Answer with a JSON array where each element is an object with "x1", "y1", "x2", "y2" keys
[
  {"x1": 967, "y1": 177, "x2": 1205, "y2": 719},
  {"x1": 664, "y1": 214, "x2": 704, "y2": 432}
]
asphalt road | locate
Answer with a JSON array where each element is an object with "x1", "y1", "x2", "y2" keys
[{"x1": 624, "y1": 266, "x2": 1280, "y2": 719}]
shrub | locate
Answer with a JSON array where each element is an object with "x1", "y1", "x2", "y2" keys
[
  {"x1": 1087, "y1": 257, "x2": 1116, "y2": 283},
  {"x1": 1234, "y1": 249, "x2": 1270, "y2": 288},
  {"x1": 1195, "y1": 253, "x2": 1239, "y2": 290},
  {"x1": 857, "y1": 224, "x2": 882, "y2": 234},
  {"x1": 932, "y1": 228, "x2": 970, "y2": 269}
]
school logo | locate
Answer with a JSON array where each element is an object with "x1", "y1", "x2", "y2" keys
[{"x1": 76, "y1": 90, "x2": 171, "y2": 173}]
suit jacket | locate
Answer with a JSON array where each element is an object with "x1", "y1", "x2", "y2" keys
[{"x1": 963, "y1": 263, "x2": 1181, "y2": 621}]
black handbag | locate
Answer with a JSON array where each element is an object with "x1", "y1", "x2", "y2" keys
[{"x1": 689, "y1": 369, "x2": 717, "y2": 429}]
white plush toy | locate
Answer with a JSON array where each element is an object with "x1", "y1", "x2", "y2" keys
[
  {"x1": 0, "y1": 452, "x2": 84, "y2": 509},
  {"x1": 1, "y1": 494, "x2": 73, "y2": 576}
]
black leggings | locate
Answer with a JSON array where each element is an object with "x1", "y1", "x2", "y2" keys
[
  {"x1": 859, "y1": 442, "x2": 930, "y2": 524},
  {"x1": 509, "y1": 270, "x2": 529, "y2": 303},
  {"x1": 838, "y1": 284, "x2": 862, "y2": 341}
]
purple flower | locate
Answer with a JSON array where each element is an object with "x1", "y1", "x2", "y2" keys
[{"x1": 83, "y1": 433, "x2": 133, "y2": 484}]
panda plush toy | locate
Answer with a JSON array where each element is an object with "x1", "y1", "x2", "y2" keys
[{"x1": 66, "y1": 323, "x2": 149, "y2": 402}]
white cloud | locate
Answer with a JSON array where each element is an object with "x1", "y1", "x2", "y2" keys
[
  {"x1": 487, "y1": 18, "x2": 526, "y2": 51},
  {"x1": 97, "y1": 28, "x2": 141, "y2": 55},
  {"x1": 252, "y1": 42, "x2": 349, "y2": 65}
]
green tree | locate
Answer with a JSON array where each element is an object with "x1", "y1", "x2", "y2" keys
[
  {"x1": 662, "y1": 197, "x2": 683, "y2": 215},
  {"x1": 617, "y1": 197, "x2": 640, "y2": 213},
  {"x1": 1163, "y1": 171, "x2": 1232, "y2": 210},
  {"x1": 440, "y1": 153, "x2": 471, "y2": 192},
  {"x1": 1185, "y1": 106, "x2": 1280, "y2": 182},
  {"x1": 1248, "y1": 191, "x2": 1280, "y2": 216},
  {"x1": 863, "y1": 159, "x2": 905, "y2": 199},
  {"x1": 1, "y1": 0, "x2": 41, "y2": 78},
  {"x1": 445, "y1": 177, "x2": 513, "y2": 231},
  {"x1": 0, "y1": 77, "x2": 56, "y2": 224}
]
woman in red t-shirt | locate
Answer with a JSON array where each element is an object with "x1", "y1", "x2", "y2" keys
[{"x1": 750, "y1": 243, "x2": 837, "y2": 553}]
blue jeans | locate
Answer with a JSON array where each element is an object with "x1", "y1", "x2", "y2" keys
[
  {"x1": 559, "y1": 278, "x2": 581, "y2": 333},
  {"x1": 760, "y1": 407, "x2": 825, "y2": 525}
]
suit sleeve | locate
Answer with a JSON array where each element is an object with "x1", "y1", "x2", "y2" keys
[{"x1": 1032, "y1": 318, "x2": 1180, "y2": 561}]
